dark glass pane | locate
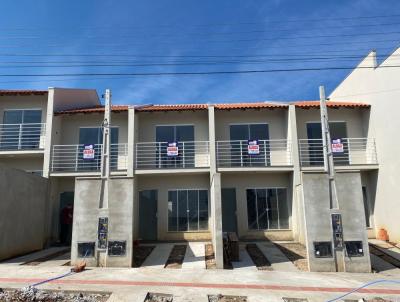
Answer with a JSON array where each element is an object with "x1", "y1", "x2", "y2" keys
[
  {"x1": 257, "y1": 189, "x2": 268, "y2": 229},
  {"x1": 198, "y1": 190, "x2": 209, "y2": 230},
  {"x1": 79, "y1": 128, "x2": 100, "y2": 145},
  {"x1": 176, "y1": 125, "x2": 194, "y2": 141},
  {"x1": 249, "y1": 124, "x2": 269, "y2": 140},
  {"x1": 330, "y1": 122, "x2": 349, "y2": 165},
  {"x1": 277, "y1": 189, "x2": 289, "y2": 229},
  {"x1": 23, "y1": 110, "x2": 42, "y2": 123},
  {"x1": 156, "y1": 126, "x2": 174, "y2": 142},
  {"x1": 3, "y1": 110, "x2": 23, "y2": 124},
  {"x1": 230, "y1": 125, "x2": 248, "y2": 167},
  {"x1": 267, "y1": 189, "x2": 279, "y2": 229},
  {"x1": 78, "y1": 128, "x2": 101, "y2": 171},
  {"x1": 306, "y1": 123, "x2": 323, "y2": 166},
  {"x1": 156, "y1": 126, "x2": 175, "y2": 168},
  {"x1": 21, "y1": 110, "x2": 42, "y2": 149},
  {"x1": 168, "y1": 191, "x2": 178, "y2": 231},
  {"x1": 362, "y1": 187, "x2": 370, "y2": 228},
  {"x1": 188, "y1": 190, "x2": 199, "y2": 231},
  {"x1": 177, "y1": 126, "x2": 195, "y2": 168},
  {"x1": 246, "y1": 189, "x2": 257, "y2": 230},
  {"x1": 178, "y1": 190, "x2": 188, "y2": 231}
]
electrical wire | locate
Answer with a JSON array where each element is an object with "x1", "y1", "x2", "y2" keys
[{"x1": 326, "y1": 279, "x2": 400, "y2": 302}]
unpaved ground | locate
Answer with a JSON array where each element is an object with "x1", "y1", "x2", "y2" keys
[
  {"x1": 273, "y1": 242, "x2": 309, "y2": 271},
  {"x1": 0, "y1": 287, "x2": 109, "y2": 302},
  {"x1": 144, "y1": 292, "x2": 173, "y2": 302},
  {"x1": 132, "y1": 246, "x2": 155, "y2": 268},
  {"x1": 205, "y1": 244, "x2": 216, "y2": 269},
  {"x1": 208, "y1": 294, "x2": 247, "y2": 302},
  {"x1": 245, "y1": 244, "x2": 272, "y2": 271},
  {"x1": 164, "y1": 245, "x2": 187, "y2": 269}
]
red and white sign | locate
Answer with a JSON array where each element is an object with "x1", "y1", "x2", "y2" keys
[
  {"x1": 83, "y1": 144, "x2": 95, "y2": 160},
  {"x1": 167, "y1": 142, "x2": 179, "y2": 157},
  {"x1": 247, "y1": 140, "x2": 260, "y2": 155},
  {"x1": 332, "y1": 139, "x2": 344, "y2": 153}
]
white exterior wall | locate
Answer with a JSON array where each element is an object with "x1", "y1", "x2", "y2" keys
[
  {"x1": 329, "y1": 48, "x2": 400, "y2": 242},
  {"x1": 221, "y1": 172, "x2": 293, "y2": 240},
  {"x1": 137, "y1": 174, "x2": 211, "y2": 241},
  {"x1": 0, "y1": 94, "x2": 48, "y2": 124}
]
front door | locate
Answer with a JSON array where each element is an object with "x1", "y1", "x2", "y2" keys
[
  {"x1": 139, "y1": 190, "x2": 158, "y2": 241},
  {"x1": 221, "y1": 188, "x2": 238, "y2": 233},
  {"x1": 59, "y1": 192, "x2": 74, "y2": 245}
]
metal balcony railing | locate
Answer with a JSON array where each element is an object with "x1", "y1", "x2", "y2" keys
[
  {"x1": 135, "y1": 141, "x2": 210, "y2": 169},
  {"x1": 51, "y1": 143, "x2": 128, "y2": 172},
  {"x1": 298, "y1": 138, "x2": 378, "y2": 167},
  {"x1": 216, "y1": 139, "x2": 292, "y2": 167},
  {"x1": 0, "y1": 123, "x2": 46, "y2": 150}
]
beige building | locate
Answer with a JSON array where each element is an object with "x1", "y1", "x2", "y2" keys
[{"x1": 0, "y1": 87, "x2": 381, "y2": 271}]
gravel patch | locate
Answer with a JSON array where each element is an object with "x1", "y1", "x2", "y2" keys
[{"x1": 0, "y1": 287, "x2": 109, "y2": 302}]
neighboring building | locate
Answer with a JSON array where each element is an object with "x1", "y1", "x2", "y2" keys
[
  {"x1": 0, "y1": 88, "x2": 379, "y2": 271},
  {"x1": 330, "y1": 47, "x2": 400, "y2": 243}
]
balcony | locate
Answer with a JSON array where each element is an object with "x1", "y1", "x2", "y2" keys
[
  {"x1": 216, "y1": 139, "x2": 292, "y2": 169},
  {"x1": 298, "y1": 138, "x2": 378, "y2": 167},
  {"x1": 0, "y1": 123, "x2": 46, "y2": 152},
  {"x1": 51, "y1": 143, "x2": 128, "y2": 173},
  {"x1": 135, "y1": 141, "x2": 210, "y2": 170}
]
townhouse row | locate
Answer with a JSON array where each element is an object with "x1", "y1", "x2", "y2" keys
[{"x1": 0, "y1": 89, "x2": 378, "y2": 252}]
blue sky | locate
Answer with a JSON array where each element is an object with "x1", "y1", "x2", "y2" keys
[{"x1": 0, "y1": 0, "x2": 399, "y2": 104}]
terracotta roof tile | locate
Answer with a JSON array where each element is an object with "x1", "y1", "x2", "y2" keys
[
  {"x1": 0, "y1": 89, "x2": 48, "y2": 96},
  {"x1": 55, "y1": 105, "x2": 129, "y2": 115},
  {"x1": 214, "y1": 102, "x2": 287, "y2": 110},
  {"x1": 136, "y1": 104, "x2": 208, "y2": 112},
  {"x1": 294, "y1": 101, "x2": 370, "y2": 108}
]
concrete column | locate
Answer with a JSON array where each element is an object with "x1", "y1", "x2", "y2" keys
[
  {"x1": 288, "y1": 105, "x2": 306, "y2": 244},
  {"x1": 127, "y1": 107, "x2": 135, "y2": 177},
  {"x1": 42, "y1": 87, "x2": 55, "y2": 178},
  {"x1": 208, "y1": 105, "x2": 224, "y2": 268}
]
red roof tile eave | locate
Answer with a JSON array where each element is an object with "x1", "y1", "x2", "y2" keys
[
  {"x1": 293, "y1": 101, "x2": 370, "y2": 108},
  {"x1": 0, "y1": 90, "x2": 48, "y2": 96}
]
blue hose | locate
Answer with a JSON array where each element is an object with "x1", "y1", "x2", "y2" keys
[
  {"x1": 29, "y1": 271, "x2": 75, "y2": 288},
  {"x1": 326, "y1": 279, "x2": 400, "y2": 302}
]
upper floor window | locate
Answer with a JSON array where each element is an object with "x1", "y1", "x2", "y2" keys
[
  {"x1": 306, "y1": 122, "x2": 349, "y2": 165},
  {"x1": 155, "y1": 125, "x2": 195, "y2": 168},
  {"x1": 0, "y1": 109, "x2": 43, "y2": 150},
  {"x1": 78, "y1": 127, "x2": 119, "y2": 145},
  {"x1": 229, "y1": 123, "x2": 270, "y2": 167}
]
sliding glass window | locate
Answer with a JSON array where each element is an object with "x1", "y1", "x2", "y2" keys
[
  {"x1": 247, "y1": 188, "x2": 289, "y2": 230},
  {"x1": 168, "y1": 189, "x2": 209, "y2": 231},
  {"x1": 1, "y1": 109, "x2": 42, "y2": 150}
]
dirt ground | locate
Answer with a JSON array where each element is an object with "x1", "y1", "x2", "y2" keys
[
  {"x1": 164, "y1": 245, "x2": 187, "y2": 269},
  {"x1": 144, "y1": 292, "x2": 173, "y2": 302},
  {"x1": 208, "y1": 294, "x2": 247, "y2": 302},
  {"x1": 245, "y1": 244, "x2": 272, "y2": 271},
  {"x1": 273, "y1": 242, "x2": 309, "y2": 272},
  {"x1": 0, "y1": 287, "x2": 109, "y2": 302},
  {"x1": 132, "y1": 246, "x2": 155, "y2": 268},
  {"x1": 205, "y1": 244, "x2": 216, "y2": 269}
]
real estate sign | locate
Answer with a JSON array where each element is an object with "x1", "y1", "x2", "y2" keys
[
  {"x1": 332, "y1": 139, "x2": 344, "y2": 153},
  {"x1": 247, "y1": 140, "x2": 260, "y2": 155},
  {"x1": 167, "y1": 142, "x2": 179, "y2": 157},
  {"x1": 83, "y1": 144, "x2": 95, "y2": 160}
]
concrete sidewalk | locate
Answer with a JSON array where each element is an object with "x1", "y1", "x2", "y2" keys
[{"x1": 0, "y1": 265, "x2": 399, "y2": 302}]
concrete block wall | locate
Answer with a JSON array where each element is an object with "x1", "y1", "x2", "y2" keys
[
  {"x1": 302, "y1": 172, "x2": 371, "y2": 272},
  {"x1": 0, "y1": 166, "x2": 48, "y2": 261}
]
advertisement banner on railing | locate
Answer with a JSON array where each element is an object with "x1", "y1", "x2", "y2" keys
[
  {"x1": 332, "y1": 139, "x2": 344, "y2": 153},
  {"x1": 247, "y1": 140, "x2": 260, "y2": 155},
  {"x1": 167, "y1": 142, "x2": 179, "y2": 157},
  {"x1": 83, "y1": 144, "x2": 95, "y2": 160}
]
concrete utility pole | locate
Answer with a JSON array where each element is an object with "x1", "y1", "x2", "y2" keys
[
  {"x1": 101, "y1": 89, "x2": 112, "y2": 181},
  {"x1": 319, "y1": 85, "x2": 344, "y2": 272}
]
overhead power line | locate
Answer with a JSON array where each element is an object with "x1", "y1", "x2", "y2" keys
[{"x1": 0, "y1": 64, "x2": 399, "y2": 78}]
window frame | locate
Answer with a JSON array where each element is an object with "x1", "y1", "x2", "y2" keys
[
  {"x1": 167, "y1": 188, "x2": 209, "y2": 232},
  {"x1": 245, "y1": 187, "x2": 290, "y2": 231}
]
